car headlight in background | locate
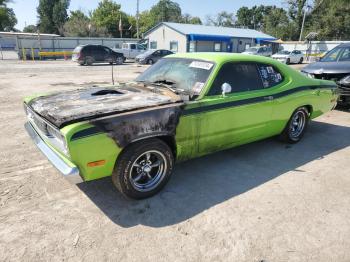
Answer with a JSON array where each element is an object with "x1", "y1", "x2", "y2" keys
[
  {"x1": 301, "y1": 71, "x2": 314, "y2": 78},
  {"x1": 338, "y1": 75, "x2": 350, "y2": 87}
]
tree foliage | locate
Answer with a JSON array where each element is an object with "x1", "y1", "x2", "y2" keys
[
  {"x1": 37, "y1": 0, "x2": 70, "y2": 34},
  {"x1": 206, "y1": 11, "x2": 235, "y2": 27},
  {"x1": 0, "y1": 0, "x2": 17, "y2": 31},
  {"x1": 23, "y1": 24, "x2": 37, "y2": 33},
  {"x1": 91, "y1": 0, "x2": 131, "y2": 38}
]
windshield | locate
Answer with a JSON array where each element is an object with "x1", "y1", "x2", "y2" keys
[
  {"x1": 321, "y1": 46, "x2": 350, "y2": 62},
  {"x1": 277, "y1": 50, "x2": 290, "y2": 55},
  {"x1": 245, "y1": 47, "x2": 258, "y2": 52},
  {"x1": 141, "y1": 50, "x2": 154, "y2": 56},
  {"x1": 136, "y1": 58, "x2": 214, "y2": 94}
]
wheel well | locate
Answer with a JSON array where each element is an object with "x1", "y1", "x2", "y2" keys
[
  {"x1": 303, "y1": 105, "x2": 313, "y2": 116},
  {"x1": 121, "y1": 136, "x2": 177, "y2": 160},
  {"x1": 157, "y1": 136, "x2": 177, "y2": 159}
]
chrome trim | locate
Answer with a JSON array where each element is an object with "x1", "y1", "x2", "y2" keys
[{"x1": 25, "y1": 122, "x2": 83, "y2": 184}]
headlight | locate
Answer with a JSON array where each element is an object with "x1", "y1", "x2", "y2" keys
[
  {"x1": 301, "y1": 71, "x2": 314, "y2": 78},
  {"x1": 338, "y1": 75, "x2": 350, "y2": 87}
]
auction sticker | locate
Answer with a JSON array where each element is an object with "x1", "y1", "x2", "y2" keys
[{"x1": 189, "y1": 61, "x2": 213, "y2": 70}]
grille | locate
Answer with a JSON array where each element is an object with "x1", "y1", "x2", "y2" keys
[{"x1": 313, "y1": 73, "x2": 349, "y2": 81}]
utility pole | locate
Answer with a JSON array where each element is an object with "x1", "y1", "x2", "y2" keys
[
  {"x1": 299, "y1": 2, "x2": 309, "y2": 42},
  {"x1": 136, "y1": 0, "x2": 140, "y2": 39}
]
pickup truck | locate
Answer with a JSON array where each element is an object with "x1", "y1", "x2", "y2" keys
[
  {"x1": 113, "y1": 43, "x2": 147, "y2": 59},
  {"x1": 24, "y1": 53, "x2": 338, "y2": 199}
]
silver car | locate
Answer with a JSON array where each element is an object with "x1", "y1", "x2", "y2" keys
[{"x1": 242, "y1": 46, "x2": 272, "y2": 57}]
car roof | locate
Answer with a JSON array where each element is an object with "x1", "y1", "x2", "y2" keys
[{"x1": 167, "y1": 52, "x2": 281, "y2": 65}]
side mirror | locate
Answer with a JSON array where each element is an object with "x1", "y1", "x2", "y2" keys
[{"x1": 221, "y1": 83, "x2": 232, "y2": 97}]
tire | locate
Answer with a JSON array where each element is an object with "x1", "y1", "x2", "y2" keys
[
  {"x1": 112, "y1": 138, "x2": 174, "y2": 199},
  {"x1": 280, "y1": 107, "x2": 309, "y2": 143},
  {"x1": 116, "y1": 56, "x2": 124, "y2": 65},
  {"x1": 299, "y1": 57, "x2": 304, "y2": 64},
  {"x1": 85, "y1": 56, "x2": 94, "y2": 66},
  {"x1": 147, "y1": 59, "x2": 154, "y2": 65},
  {"x1": 286, "y1": 58, "x2": 291, "y2": 65}
]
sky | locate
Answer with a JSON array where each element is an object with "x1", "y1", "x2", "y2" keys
[{"x1": 8, "y1": 0, "x2": 286, "y2": 30}]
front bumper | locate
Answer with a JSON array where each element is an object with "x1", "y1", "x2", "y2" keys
[{"x1": 25, "y1": 122, "x2": 83, "y2": 184}]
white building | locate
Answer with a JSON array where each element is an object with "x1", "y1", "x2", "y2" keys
[{"x1": 143, "y1": 22, "x2": 276, "y2": 53}]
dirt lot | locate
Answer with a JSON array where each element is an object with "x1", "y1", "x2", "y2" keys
[{"x1": 0, "y1": 58, "x2": 350, "y2": 262}]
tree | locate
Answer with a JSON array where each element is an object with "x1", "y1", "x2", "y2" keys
[
  {"x1": 287, "y1": 0, "x2": 307, "y2": 40},
  {"x1": 206, "y1": 12, "x2": 235, "y2": 27},
  {"x1": 263, "y1": 7, "x2": 293, "y2": 40},
  {"x1": 63, "y1": 10, "x2": 106, "y2": 37},
  {"x1": 23, "y1": 24, "x2": 37, "y2": 33},
  {"x1": 0, "y1": 0, "x2": 17, "y2": 31},
  {"x1": 37, "y1": 0, "x2": 70, "y2": 34},
  {"x1": 307, "y1": 0, "x2": 350, "y2": 40},
  {"x1": 138, "y1": 0, "x2": 184, "y2": 36},
  {"x1": 181, "y1": 14, "x2": 202, "y2": 25},
  {"x1": 91, "y1": 0, "x2": 131, "y2": 38},
  {"x1": 150, "y1": 0, "x2": 182, "y2": 24}
]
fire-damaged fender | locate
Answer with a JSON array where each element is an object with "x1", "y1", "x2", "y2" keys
[{"x1": 66, "y1": 104, "x2": 183, "y2": 181}]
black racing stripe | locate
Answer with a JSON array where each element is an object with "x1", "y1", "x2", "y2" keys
[
  {"x1": 71, "y1": 127, "x2": 102, "y2": 141},
  {"x1": 183, "y1": 85, "x2": 336, "y2": 116}
]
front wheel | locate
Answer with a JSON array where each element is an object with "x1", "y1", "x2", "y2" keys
[
  {"x1": 112, "y1": 138, "x2": 174, "y2": 199},
  {"x1": 299, "y1": 57, "x2": 304, "y2": 64},
  {"x1": 280, "y1": 107, "x2": 309, "y2": 143},
  {"x1": 115, "y1": 56, "x2": 124, "y2": 65},
  {"x1": 147, "y1": 59, "x2": 154, "y2": 65}
]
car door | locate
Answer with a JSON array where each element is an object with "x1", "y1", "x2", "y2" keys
[
  {"x1": 152, "y1": 50, "x2": 162, "y2": 62},
  {"x1": 196, "y1": 62, "x2": 276, "y2": 154},
  {"x1": 102, "y1": 47, "x2": 112, "y2": 62},
  {"x1": 129, "y1": 44, "x2": 138, "y2": 59}
]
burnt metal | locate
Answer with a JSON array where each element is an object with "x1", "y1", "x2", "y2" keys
[
  {"x1": 90, "y1": 105, "x2": 183, "y2": 148},
  {"x1": 27, "y1": 84, "x2": 181, "y2": 128}
]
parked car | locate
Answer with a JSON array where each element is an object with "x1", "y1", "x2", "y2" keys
[
  {"x1": 113, "y1": 42, "x2": 147, "y2": 59},
  {"x1": 24, "y1": 53, "x2": 338, "y2": 199},
  {"x1": 272, "y1": 50, "x2": 304, "y2": 64},
  {"x1": 72, "y1": 45, "x2": 124, "y2": 66},
  {"x1": 301, "y1": 43, "x2": 350, "y2": 107},
  {"x1": 135, "y1": 49, "x2": 174, "y2": 64},
  {"x1": 242, "y1": 46, "x2": 272, "y2": 57}
]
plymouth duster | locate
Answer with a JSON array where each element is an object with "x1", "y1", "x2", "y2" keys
[{"x1": 24, "y1": 53, "x2": 338, "y2": 199}]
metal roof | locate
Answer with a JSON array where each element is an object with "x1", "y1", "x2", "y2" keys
[{"x1": 145, "y1": 22, "x2": 275, "y2": 40}]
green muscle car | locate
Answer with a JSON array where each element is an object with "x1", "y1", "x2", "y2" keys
[{"x1": 24, "y1": 53, "x2": 339, "y2": 199}]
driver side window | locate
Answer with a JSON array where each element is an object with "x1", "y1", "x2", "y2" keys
[{"x1": 208, "y1": 63, "x2": 263, "y2": 96}]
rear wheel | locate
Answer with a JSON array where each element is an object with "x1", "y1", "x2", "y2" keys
[
  {"x1": 299, "y1": 57, "x2": 304, "y2": 64},
  {"x1": 112, "y1": 138, "x2": 174, "y2": 199},
  {"x1": 280, "y1": 107, "x2": 309, "y2": 143},
  {"x1": 286, "y1": 58, "x2": 291, "y2": 64}
]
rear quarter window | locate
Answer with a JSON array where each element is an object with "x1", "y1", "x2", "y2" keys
[{"x1": 256, "y1": 64, "x2": 284, "y2": 88}]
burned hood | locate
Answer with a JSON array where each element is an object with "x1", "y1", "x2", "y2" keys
[
  {"x1": 302, "y1": 61, "x2": 350, "y2": 74},
  {"x1": 27, "y1": 85, "x2": 182, "y2": 128}
]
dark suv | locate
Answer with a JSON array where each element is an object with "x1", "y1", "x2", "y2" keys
[
  {"x1": 302, "y1": 43, "x2": 350, "y2": 107},
  {"x1": 72, "y1": 45, "x2": 125, "y2": 66}
]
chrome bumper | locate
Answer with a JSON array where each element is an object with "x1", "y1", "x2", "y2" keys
[{"x1": 25, "y1": 122, "x2": 83, "y2": 184}]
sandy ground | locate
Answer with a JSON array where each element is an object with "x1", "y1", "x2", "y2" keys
[{"x1": 0, "y1": 56, "x2": 350, "y2": 262}]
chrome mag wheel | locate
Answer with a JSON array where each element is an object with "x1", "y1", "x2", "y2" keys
[
  {"x1": 290, "y1": 110, "x2": 306, "y2": 138},
  {"x1": 129, "y1": 150, "x2": 168, "y2": 192}
]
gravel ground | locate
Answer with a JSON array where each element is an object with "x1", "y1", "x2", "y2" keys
[{"x1": 0, "y1": 57, "x2": 350, "y2": 262}]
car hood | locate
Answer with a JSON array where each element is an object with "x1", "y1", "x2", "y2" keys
[
  {"x1": 302, "y1": 61, "x2": 350, "y2": 74},
  {"x1": 27, "y1": 84, "x2": 182, "y2": 128},
  {"x1": 242, "y1": 51, "x2": 257, "y2": 55}
]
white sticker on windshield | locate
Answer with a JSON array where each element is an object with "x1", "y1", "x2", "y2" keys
[
  {"x1": 189, "y1": 61, "x2": 213, "y2": 70},
  {"x1": 192, "y1": 82, "x2": 205, "y2": 94}
]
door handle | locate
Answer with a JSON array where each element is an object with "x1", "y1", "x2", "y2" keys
[{"x1": 264, "y1": 96, "x2": 274, "y2": 101}]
